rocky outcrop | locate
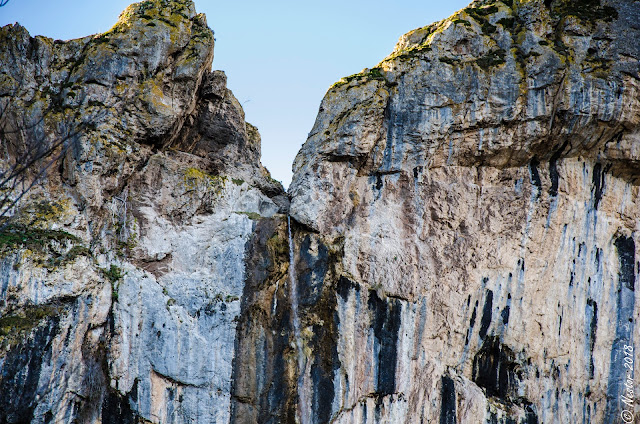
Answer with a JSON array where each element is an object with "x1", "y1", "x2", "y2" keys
[
  {"x1": 0, "y1": 1, "x2": 286, "y2": 422},
  {"x1": 288, "y1": 0, "x2": 640, "y2": 422},
  {"x1": 1, "y1": 0, "x2": 639, "y2": 423}
]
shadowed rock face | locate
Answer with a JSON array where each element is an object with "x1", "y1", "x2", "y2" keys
[{"x1": 1, "y1": 0, "x2": 639, "y2": 423}]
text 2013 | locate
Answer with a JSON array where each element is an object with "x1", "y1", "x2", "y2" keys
[{"x1": 620, "y1": 344, "x2": 635, "y2": 423}]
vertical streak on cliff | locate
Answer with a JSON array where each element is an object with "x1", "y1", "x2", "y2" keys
[
  {"x1": 288, "y1": 215, "x2": 311, "y2": 424},
  {"x1": 479, "y1": 289, "x2": 494, "y2": 340},
  {"x1": 548, "y1": 140, "x2": 568, "y2": 197},
  {"x1": 367, "y1": 291, "x2": 401, "y2": 397},
  {"x1": 591, "y1": 163, "x2": 606, "y2": 210},
  {"x1": 585, "y1": 298, "x2": 598, "y2": 379},
  {"x1": 529, "y1": 158, "x2": 543, "y2": 199},
  {"x1": 604, "y1": 236, "x2": 636, "y2": 421},
  {"x1": 439, "y1": 375, "x2": 456, "y2": 424},
  {"x1": 231, "y1": 217, "x2": 297, "y2": 423},
  {"x1": 0, "y1": 314, "x2": 60, "y2": 423}
]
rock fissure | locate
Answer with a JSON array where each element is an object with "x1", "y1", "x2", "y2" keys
[{"x1": 1, "y1": 0, "x2": 640, "y2": 422}]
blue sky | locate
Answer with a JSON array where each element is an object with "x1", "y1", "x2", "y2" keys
[{"x1": 1, "y1": 0, "x2": 470, "y2": 187}]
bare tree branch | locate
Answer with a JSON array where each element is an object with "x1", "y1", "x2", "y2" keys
[{"x1": 0, "y1": 77, "x2": 120, "y2": 226}]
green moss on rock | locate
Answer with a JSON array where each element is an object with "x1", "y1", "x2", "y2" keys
[
  {"x1": 100, "y1": 264, "x2": 124, "y2": 283},
  {"x1": 551, "y1": 0, "x2": 618, "y2": 24},
  {"x1": 0, "y1": 303, "x2": 62, "y2": 352},
  {"x1": 266, "y1": 231, "x2": 288, "y2": 263},
  {"x1": 389, "y1": 44, "x2": 432, "y2": 61},
  {"x1": 235, "y1": 211, "x2": 262, "y2": 220},
  {"x1": 497, "y1": 17, "x2": 515, "y2": 28},
  {"x1": 476, "y1": 49, "x2": 507, "y2": 69},
  {"x1": 452, "y1": 19, "x2": 472, "y2": 27},
  {"x1": 0, "y1": 224, "x2": 80, "y2": 253},
  {"x1": 332, "y1": 67, "x2": 387, "y2": 89},
  {"x1": 439, "y1": 57, "x2": 461, "y2": 66}
]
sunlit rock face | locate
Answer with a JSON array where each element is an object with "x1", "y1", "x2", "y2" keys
[
  {"x1": 289, "y1": 0, "x2": 640, "y2": 422},
  {"x1": 1, "y1": 0, "x2": 639, "y2": 423},
  {"x1": 0, "y1": 1, "x2": 286, "y2": 422}
]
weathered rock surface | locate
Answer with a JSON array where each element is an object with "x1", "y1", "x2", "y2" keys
[
  {"x1": 0, "y1": 1, "x2": 286, "y2": 422},
  {"x1": 2, "y1": 0, "x2": 640, "y2": 423},
  {"x1": 288, "y1": 0, "x2": 640, "y2": 422}
]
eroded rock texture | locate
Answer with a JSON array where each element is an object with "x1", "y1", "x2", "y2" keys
[
  {"x1": 1, "y1": 0, "x2": 639, "y2": 423},
  {"x1": 0, "y1": 0, "x2": 287, "y2": 422},
  {"x1": 289, "y1": 0, "x2": 640, "y2": 422}
]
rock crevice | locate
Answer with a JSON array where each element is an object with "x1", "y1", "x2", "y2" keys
[{"x1": 1, "y1": 0, "x2": 639, "y2": 423}]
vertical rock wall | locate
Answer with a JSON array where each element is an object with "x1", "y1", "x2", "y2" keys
[
  {"x1": 1, "y1": 0, "x2": 639, "y2": 423},
  {"x1": 0, "y1": 1, "x2": 287, "y2": 422},
  {"x1": 289, "y1": 0, "x2": 640, "y2": 422}
]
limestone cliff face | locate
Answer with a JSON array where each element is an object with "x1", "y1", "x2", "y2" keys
[
  {"x1": 0, "y1": 1, "x2": 286, "y2": 422},
  {"x1": 1, "y1": 0, "x2": 640, "y2": 423},
  {"x1": 287, "y1": 0, "x2": 640, "y2": 422}
]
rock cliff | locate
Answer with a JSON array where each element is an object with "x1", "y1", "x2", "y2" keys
[
  {"x1": 0, "y1": 1, "x2": 286, "y2": 422},
  {"x1": 0, "y1": 0, "x2": 639, "y2": 423},
  {"x1": 289, "y1": 0, "x2": 640, "y2": 422}
]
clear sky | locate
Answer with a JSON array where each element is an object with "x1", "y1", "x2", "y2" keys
[{"x1": 1, "y1": 0, "x2": 470, "y2": 187}]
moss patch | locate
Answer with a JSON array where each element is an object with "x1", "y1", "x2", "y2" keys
[
  {"x1": 452, "y1": 19, "x2": 472, "y2": 27},
  {"x1": 235, "y1": 211, "x2": 262, "y2": 220},
  {"x1": 211, "y1": 293, "x2": 240, "y2": 303},
  {"x1": 100, "y1": 264, "x2": 124, "y2": 284},
  {"x1": 465, "y1": 3, "x2": 500, "y2": 34},
  {"x1": 100, "y1": 264, "x2": 124, "y2": 302},
  {"x1": 12, "y1": 200, "x2": 71, "y2": 228},
  {"x1": 389, "y1": 44, "x2": 432, "y2": 61},
  {"x1": 0, "y1": 221, "x2": 91, "y2": 269},
  {"x1": 0, "y1": 224, "x2": 80, "y2": 253},
  {"x1": 183, "y1": 167, "x2": 227, "y2": 193},
  {"x1": 367, "y1": 67, "x2": 385, "y2": 80},
  {"x1": 551, "y1": 0, "x2": 618, "y2": 24},
  {"x1": 476, "y1": 49, "x2": 507, "y2": 69},
  {"x1": 497, "y1": 17, "x2": 515, "y2": 28},
  {"x1": 0, "y1": 303, "x2": 62, "y2": 352},
  {"x1": 583, "y1": 57, "x2": 614, "y2": 77},
  {"x1": 467, "y1": 5, "x2": 499, "y2": 17},
  {"x1": 48, "y1": 245, "x2": 92, "y2": 268},
  {"x1": 266, "y1": 231, "x2": 289, "y2": 269},
  {"x1": 332, "y1": 67, "x2": 387, "y2": 88},
  {"x1": 439, "y1": 57, "x2": 461, "y2": 66}
]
